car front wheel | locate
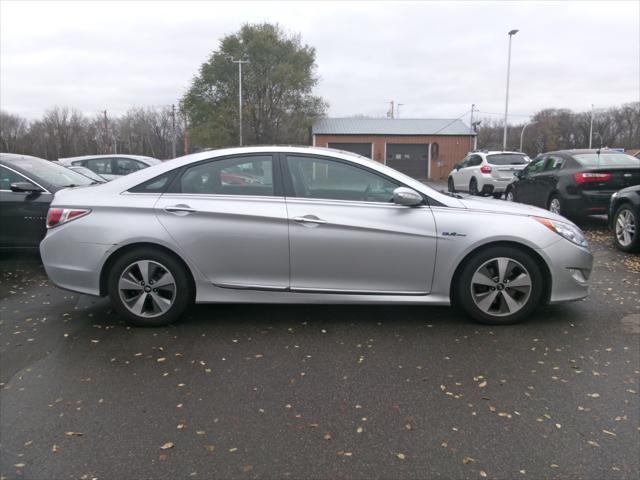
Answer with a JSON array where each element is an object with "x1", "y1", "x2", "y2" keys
[
  {"x1": 505, "y1": 189, "x2": 515, "y2": 202},
  {"x1": 613, "y1": 204, "x2": 639, "y2": 252},
  {"x1": 469, "y1": 178, "x2": 479, "y2": 196},
  {"x1": 107, "y1": 248, "x2": 193, "y2": 327},
  {"x1": 448, "y1": 177, "x2": 455, "y2": 193},
  {"x1": 548, "y1": 194, "x2": 562, "y2": 215},
  {"x1": 455, "y1": 246, "x2": 544, "y2": 325}
]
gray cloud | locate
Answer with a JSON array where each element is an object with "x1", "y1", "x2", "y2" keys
[{"x1": 1, "y1": 0, "x2": 638, "y2": 124}]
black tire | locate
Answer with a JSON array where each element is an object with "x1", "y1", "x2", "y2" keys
[
  {"x1": 548, "y1": 194, "x2": 563, "y2": 216},
  {"x1": 492, "y1": 192, "x2": 503, "y2": 199},
  {"x1": 107, "y1": 247, "x2": 193, "y2": 327},
  {"x1": 469, "y1": 178, "x2": 479, "y2": 196},
  {"x1": 448, "y1": 177, "x2": 455, "y2": 193},
  {"x1": 612, "y1": 204, "x2": 640, "y2": 253},
  {"x1": 454, "y1": 246, "x2": 544, "y2": 325},
  {"x1": 505, "y1": 188, "x2": 515, "y2": 202}
]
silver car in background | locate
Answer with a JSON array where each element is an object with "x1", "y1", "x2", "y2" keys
[
  {"x1": 58, "y1": 154, "x2": 161, "y2": 180},
  {"x1": 40, "y1": 146, "x2": 593, "y2": 327}
]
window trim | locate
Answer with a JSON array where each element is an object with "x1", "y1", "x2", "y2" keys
[
  {"x1": 164, "y1": 153, "x2": 283, "y2": 198},
  {"x1": 280, "y1": 152, "x2": 430, "y2": 206},
  {"x1": 0, "y1": 164, "x2": 51, "y2": 194}
]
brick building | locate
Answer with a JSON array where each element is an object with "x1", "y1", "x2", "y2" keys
[{"x1": 312, "y1": 118, "x2": 476, "y2": 180}]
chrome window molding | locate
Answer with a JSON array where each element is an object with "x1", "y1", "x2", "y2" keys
[{"x1": 0, "y1": 165, "x2": 51, "y2": 194}]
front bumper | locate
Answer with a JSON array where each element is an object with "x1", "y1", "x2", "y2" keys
[{"x1": 538, "y1": 239, "x2": 594, "y2": 304}]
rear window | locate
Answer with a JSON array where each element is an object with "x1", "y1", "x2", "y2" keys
[
  {"x1": 487, "y1": 154, "x2": 529, "y2": 165},
  {"x1": 573, "y1": 153, "x2": 640, "y2": 167}
]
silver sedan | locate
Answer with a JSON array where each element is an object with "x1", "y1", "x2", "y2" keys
[{"x1": 40, "y1": 146, "x2": 593, "y2": 327}]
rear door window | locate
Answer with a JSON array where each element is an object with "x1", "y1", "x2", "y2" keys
[
  {"x1": 0, "y1": 166, "x2": 30, "y2": 191},
  {"x1": 179, "y1": 155, "x2": 275, "y2": 196},
  {"x1": 86, "y1": 158, "x2": 113, "y2": 175},
  {"x1": 114, "y1": 158, "x2": 146, "y2": 175}
]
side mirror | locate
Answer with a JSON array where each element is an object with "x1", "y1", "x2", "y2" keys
[
  {"x1": 454, "y1": 163, "x2": 462, "y2": 171},
  {"x1": 392, "y1": 187, "x2": 423, "y2": 207},
  {"x1": 10, "y1": 182, "x2": 44, "y2": 193}
]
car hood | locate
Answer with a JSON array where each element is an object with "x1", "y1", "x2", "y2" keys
[{"x1": 458, "y1": 195, "x2": 570, "y2": 223}]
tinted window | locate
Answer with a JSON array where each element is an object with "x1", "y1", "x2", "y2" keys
[
  {"x1": 468, "y1": 155, "x2": 483, "y2": 167},
  {"x1": 286, "y1": 155, "x2": 398, "y2": 203},
  {"x1": 180, "y1": 156, "x2": 274, "y2": 196},
  {"x1": 87, "y1": 158, "x2": 113, "y2": 174},
  {"x1": 0, "y1": 166, "x2": 28, "y2": 190},
  {"x1": 114, "y1": 158, "x2": 145, "y2": 175},
  {"x1": 129, "y1": 172, "x2": 175, "y2": 193},
  {"x1": 487, "y1": 154, "x2": 529, "y2": 165},
  {"x1": 544, "y1": 156, "x2": 565, "y2": 171},
  {"x1": 5, "y1": 158, "x2": 92, "y2": 187},
  {"x1": 573, "y1": 153, "x2": 640, "y2": 167},
  {"x1": 526, "y1": 157, "x2": 546, "y2": 174}
]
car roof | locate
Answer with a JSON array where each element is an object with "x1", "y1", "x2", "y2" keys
[
  {"x1": 0, "y1": 152, "x2": 49, "y2": 165},
  {"x1": 88, "y1": 145, "x2": 465, "y2": 208},
  {"x1": 545, "y1": 149, "x2": 630, "y2": 156},
  {"x1": 58, "y1": 154, "x2": 160, "y2": 164},
  {"x1": 474, "y1": 151, "x2": 527, "y2": 155}
]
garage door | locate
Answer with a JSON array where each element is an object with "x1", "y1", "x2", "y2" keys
[
  {"x1": 386, "y1": 144, "x2": 429, "y2": 179},
  {"x1": 328, "y1": 142, "x2": 372, "y2": 159}
]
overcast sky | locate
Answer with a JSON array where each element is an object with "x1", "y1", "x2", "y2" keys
[{"x1": 1, "y1": 0, "x2": 639, "y2": 125}]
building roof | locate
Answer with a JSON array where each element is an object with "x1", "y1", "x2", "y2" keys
[{"x1": 312, "y1": 118, "x2": 474, "y2": 136}]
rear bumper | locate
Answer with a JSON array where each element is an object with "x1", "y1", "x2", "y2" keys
[
  {"x1": 40, "y1": 228, "x2": 111, "y2": 296},
  {"x1": 563, "y1": 190, "x2": 613, "y2": 216},
  {"x1": 538, "y1": 239, "x2": 594, "y2": 304},
  {"x1": 478, "y1": 177, "x2": 514, "y2": 193}
]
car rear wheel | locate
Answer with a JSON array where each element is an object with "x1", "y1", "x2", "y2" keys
[
  {"x1": 455, "y1": 246, "x2": 544, "y2": 325},
  {"x1": 469, "y1": 178, "x2": 479, "y2": 196},
  {"x1": 613, "y1": 204, "x2": 639, "y2": 252},
  {"x1": 548, "y1": 195, "x2": 562, "y2": 215},
  {"x1": 107, "y1": 248, "x2": 193, "y2": 327},
  {"x1": 448, "y1": 177, "x2": 455, "y2": 193}
]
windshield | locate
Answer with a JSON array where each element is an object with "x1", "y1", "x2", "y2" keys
[
  {"x1": 10, "y1": 157, "x2": 94, "y2": 187},
  {"x1": 487, "y1": 154, "x2": 529, "y2": 165},
  {"x1": 573, "y1": 153, "x2": 640, "y2": 168},
  {"x1": 70, "y1": 166, "x2": 106, "y2": 183}
]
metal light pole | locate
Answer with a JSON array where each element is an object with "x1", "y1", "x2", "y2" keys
[
  {"x1": 503, "y1": 29, "x2": 519, "y2": 151},
  {"x1": 588, "y1": 104, "x2": 594, "y2": 148},
  {"x1": 231, "y1": 58, "x2": 250, "y2": 146},
  {"x1": 519, "y1": 120, "x2": 536, "y2": 152}
]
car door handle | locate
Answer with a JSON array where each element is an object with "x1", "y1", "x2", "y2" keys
[
  {"x1": 164, "y1": 204, "x2": 197, "y2": 214},
  {"x1": 292, "y1": 215, "x2": 327, "y2": 225}
]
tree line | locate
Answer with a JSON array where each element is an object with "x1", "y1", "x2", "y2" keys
[
  {"x1": 0, "y1": 106, "x2": 185, "y2": 160},
  {"x1": 477, "y1": 102, "x2": 639, "y2": 156}
]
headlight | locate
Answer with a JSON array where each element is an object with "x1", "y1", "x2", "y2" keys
[{"x1": 533, "y1": 217, "x2": 589, "y2": 248}]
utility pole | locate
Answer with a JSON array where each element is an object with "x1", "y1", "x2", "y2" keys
[
  {"x1": 519, "y1": 120, "x2": 537, "y2": 152},
  {"x1": 396, "y1": 103, "x2": 404, "y2": 118},
  {"x1": 102, "y1": 110, "x2": 109, "y2": 154},
  {"x1": 171, "y1": 104, "x2": 176, "y2": 158},
  {"x1": 388, "y1": 100, "x2": 395, "y2": 119},
  {"x1": 469, "y1": 104, "x2": 476, "y2": 151},
  {"x1": 183, "y1": 112, "x2": 189, "y2": 156},
  {"x1": 589, "y1": 104, "x2": 594, "y2": 148},
  {"x1": 231, "y1": 58, "x2": 250, "y2": 146},
  {"x1": 503, "y1": 29, "x2": 519, "y2": 150}
]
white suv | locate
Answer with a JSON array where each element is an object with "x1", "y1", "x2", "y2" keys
[{"x1": 448, "y1": 151, "x2": 531, "y2": 198}]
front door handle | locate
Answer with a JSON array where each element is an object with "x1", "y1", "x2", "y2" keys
[
  {"x1": 292, "y1": 215, "x2": 327, "y2": 225},
  {"x1": 164, "y1": 204, "x2": 197, "y2": 215}
]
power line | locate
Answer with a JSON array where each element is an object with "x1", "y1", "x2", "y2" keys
[{"x1": 431, "y1": 109, "x2": 472, "y2": 135}]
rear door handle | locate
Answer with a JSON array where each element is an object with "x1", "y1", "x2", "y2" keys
[
  {"x1": 292, "y1": 215, "x2": 327, "y2": 225},
  {"x1": 164, "y1": 204, "x2": 197, "y2": 215}
]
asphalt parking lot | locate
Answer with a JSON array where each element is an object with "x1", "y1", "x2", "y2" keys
[{"x1": 1, "y1": 217, "x2": 639, "y2": 480}]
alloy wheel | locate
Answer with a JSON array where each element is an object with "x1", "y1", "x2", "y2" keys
[
  {"x1": 506, "y1": 190, "x2": 514, "y2": 202},
  {"x1": 118, "y1": 260, "x2": 177, "y2": 318},
  {"x1": 549, "y1": 197, "x2": 561, "y2": 214},
  {"x1": 615, "y1": 209, "x2": 636, "y2": 247},
  {"x1": 470, "y1": 257, "x2": 532, "y2": 317}
]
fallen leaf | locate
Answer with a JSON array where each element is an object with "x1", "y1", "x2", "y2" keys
[
  {"x1": 324, "y1": 432, "x2": 332, "y2": 440},
  {"x1": 480, "y1": 471, "x2": 488, "y2": 478},
  {"x1": 65, "y1": 431, "x2": 83, "y2": 437},
  {"x1": 602, "y1": 429, "x2": 617, "y2": 436},
  {"x1": 52, "y1": 444, "x2": 59, "y2": 453},
  {"x1": 229, "y1": 447, "x2": 238, "y2": 452},
  {"x1": 587, "y1": 440, "x2": 600, "y2": 447},
  {"x1": 204, "y1": 445, "x2": 215, "y2": 452},
  {"x1": 478, "y1": 381, "x2": 487, "y2": 388},
  {"x1": 463, "y1": 456, "x2": 475, "y2": 464},
  {"x1": 396, "y1": 453, "x2": 406, "y2": 460},
  {"x1": 160, "y1": 442, "x2": 174, "y2": 450},
  {"x1": 157, "y1": 357, "x2": 166, "y2": 362}
]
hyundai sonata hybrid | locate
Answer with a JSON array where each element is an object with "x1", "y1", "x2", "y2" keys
[{"x1": 40, "y1": 146, "x2": 593, "y2": 327}]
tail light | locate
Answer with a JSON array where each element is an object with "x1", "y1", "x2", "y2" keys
[
  {"x1": 480, "y1": 165, "x2": 492, "y2": 174},
  {"x1": 46, "y1": 208, "x2": 91, "y2": 229},
  {"x1": 574, "y1": 172, "x2": 612, "y2": 184}
]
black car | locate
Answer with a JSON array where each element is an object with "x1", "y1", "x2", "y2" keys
[
  {"x1": 0, "y1": 153, "x2": 95, "y2": 248},
  {"x1": 609, "y1": 185, "x2": 640, "y2": 252},
  {"x1": 505, "y1": 149, "x2": 640, "y2": 218}
]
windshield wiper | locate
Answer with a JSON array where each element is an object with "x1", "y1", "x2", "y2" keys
[{"x1": 440, "y1": 189, "x2": 463, "y2": 199}]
